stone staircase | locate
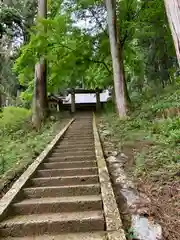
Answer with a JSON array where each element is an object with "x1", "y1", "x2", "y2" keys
[{"x1": 0, "y1": 115, "x2": 107, "y2": 239}]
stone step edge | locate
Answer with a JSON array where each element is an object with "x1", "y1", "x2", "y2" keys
[
  {"x1": 23, "y1": 183, "x2": 100, "y2": 191},
  {"x1": 31, "y1": 174, "x2": 99, "y2": 181},
  {"x1": 0, "y1": 231, "x2": 127, "y2": 240},
  {"x1": 13, "y1": 195, "x2": 102, "y2": 205},
  {"x1": 42, "y1": 160, "x2": 96, "y2": 165},
  {"x1": 37, "y1": 167, "x2": 98, "y2": 172},
  {"x1": 0, "y1": 231, "x2": 107, "y2": 240},
  {"x1": 93, "y1": 114, "x2": 126, "y2": 240}
]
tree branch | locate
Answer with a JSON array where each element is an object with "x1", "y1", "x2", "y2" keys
[
  {"x1": 89, "y1": 7, "x2": 108, "y2": 37},
  {"x1": 120, "y1": 2, "x2": 147, "y2": 46},
  {"x1": 49, "y1": 43, "x2": 111, "y2": 74},
  {"x1": 87, "y1": 58, "x2": 112, "y2": 74}
]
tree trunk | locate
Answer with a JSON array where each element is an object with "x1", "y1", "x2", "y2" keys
[
  {"x1": 96, "y1": 89, "x2": 101, "y2": 112},
  {"x1": 32, "y1": 0, "x2": 48, "y2": 128},
  {"x1": 119, "y1": 48, "x2": 131, "y2": 104},
  {"x1": 38, "y1": 0, "x2": 48, "y2": 117},
  {"x1": 32, "y1": 63, "x2": 42, "y2": 129},
  {"x1": 71, "y1": 89, "x2": 76, "y2": 113},
  {"x1": 105, "y1": 0, "x2": 127, "y2": 117},
  {"x1": 0, "y1": 91, "x2": 2, "y2": 112},
  {"x1": 164, "y1": 0, "x2": 180, "y2": 66}
]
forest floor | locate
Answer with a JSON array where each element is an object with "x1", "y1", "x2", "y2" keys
[
  {"x1": 0, "y1": 107, "x2": 71, "y2": 198},
  {"x1": 98, "y1": 86, "x2": 180, "y2": 240}
]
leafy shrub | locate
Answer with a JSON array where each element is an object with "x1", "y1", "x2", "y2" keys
[
  {"x1": 101, "y1": 85, "x2": 180, "y2": 179},
  {"x1": 0, "y1": 107, "x2": 31, "y2": 136}
]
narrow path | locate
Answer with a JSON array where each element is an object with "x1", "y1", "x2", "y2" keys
[{"x1": 0, "y1": 113, "x2": 125, "y2": 239}]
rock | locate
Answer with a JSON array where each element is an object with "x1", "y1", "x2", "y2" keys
[
  {"x1": 137, "y1": 207, "x2": 150, "y2": 216},
  {"x1": 50, "y1": 115, "x2": 56, "y2": 121},
  {"x1": 111, "y1": 151, "x2": 118, "y2": 156},
  {"x1": 120, "y1": 152, "x2": 128, "y2": 158},
  {"x1": 132, "y1": 215, "x2": 162, "y2": 240},
  {"x1": 102, "y1": 130, "x2": 111, "y2": 136},
  {"x1": 175, "y1": 171, "x2": 180, "y2": 176},
  {"x1": 106, "y1": 151, "x2": 118, "y2": 157},
  {"x1": 107, "y1": 156, "x2": 117, "y2": 163}
]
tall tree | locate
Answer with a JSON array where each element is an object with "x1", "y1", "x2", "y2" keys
[
  {"x1": 32, "y1": 0, "x2": 48, "y2": 128},
  {"x1": 164, "y1": 0, "x2": 180, "y2": 66},
  {"x1": 105, "y1": 0, "x2": 127, "y2": 117}
]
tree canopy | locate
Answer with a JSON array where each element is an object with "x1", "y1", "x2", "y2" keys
[{"x1": 0, "y1": 0, "x2": 179, "y2": 108}]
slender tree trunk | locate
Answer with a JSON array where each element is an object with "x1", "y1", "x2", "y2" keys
[
  {"x1": 38, "y1": 0, "x2": 48, "y2": 118},
  {"x1": 105, "y1": 0, "x2": 127, "y2": 117},
  {"x1": 0, "y1": 92, "x2": 2, "y2": 111},
  {"x1": 164, "y1": 0, "x2": 180, "y2": 66},
  {"x1": 113, "y1": 1, "x2": 130, "y2": 104},
  {"x1": 71, "y1": 89, "x2": 76, "y2": 113},
  {"x1": 32, "y1": 0, "x2": 48, "y2": 128},
  {"x1": 119, "y1": 48, "x2": 131, "y2": 104},
  {"x1": 32, "y1": 63, "x2": 41, "y2": 129},
  {"x1": 96, "y1": 89, "x2": 101, "y2": 112}
]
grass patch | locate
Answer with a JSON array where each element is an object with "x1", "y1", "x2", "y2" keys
[
  {"x1": 99, "y1": 86, "x2": 180, "y2": 181},
  {"x1": 0, "y1": 107, "x2": 69, "y2": 193}
]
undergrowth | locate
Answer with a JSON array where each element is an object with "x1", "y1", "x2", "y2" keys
[
  {"x1": 100, "y1": 86, "x2": 180, "y2": 180},
  {"x1": 0, "y1": 107, "x2": 65, "y2": 179}
]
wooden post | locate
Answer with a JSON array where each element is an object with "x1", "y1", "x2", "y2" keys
[
  {"x1": 96, "y1": 89, "x2": 101, "y2": 112},
  {"x1": 71, "y1": 89, "x2": 76, "y2": 113}
]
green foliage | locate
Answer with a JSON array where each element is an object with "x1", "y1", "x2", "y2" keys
[
  {"x1": 0, "y1": 105, "x2": 66, "y2": 176},
  {"x1": 0, "y1": 4, "x2": 22, "y2": 37},
  {"x1": 0, "y1": 107, "x2": 31, "y2": 136},
  {"x1": 12, "y1": 0, "x2": 179, "y2": 103},
  {"x1": 126, "y1": 228, "x2": 137, "y2": 240},
  {"x1": 0, "y1": 0, "x2": 179, "y2": 114},
  {"x1": 13, "y1": 0, "x2": 111, "y2": 99},
  {"x1": 0, "y1": 119, "x2": 62, "y2": 175},
  {"x1": 100, "y1": 85, "x2": 180, "y2": 179}
]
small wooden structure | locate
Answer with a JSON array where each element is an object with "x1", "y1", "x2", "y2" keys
[
  {"x1": 48, "y1": 94, "x2": 63, "y2": 112},
  {"x1": 67, "y1": 89, "x2": 102, "y2": 113}
]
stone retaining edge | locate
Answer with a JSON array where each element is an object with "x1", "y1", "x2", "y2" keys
[
  {"x1": 93, "y1": 114, "x2": 126, "y2": 240},
  {"x1": 0, "y1": 118, "x2": 74, "y2": 221}
]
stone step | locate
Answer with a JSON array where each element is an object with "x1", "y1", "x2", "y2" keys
[
  {"x1": 67, "y1": 127, "x2": 92, "y2": 130},
  {"x1": 63, "y1": 138, "x2": 94, "y2": 142},
  {"x1": 50, "y1": 151, "x2": 95, "y2": 158},
  {"x1": 1, "y1": 232, "x2": 107, "y2": 240},
  {"x1": 41, "y1": 161, "x2": 97, "y2": 169},
  {"x1": 35, "y1": 167, "x2": 98, "y2": 177},
  {"x1": 0, "y1": 211, "x2": 105, "y2": 237},
  {"x1": 12, "y1": 195, "x2": 102, "y2": 215},
  {"x1": 30, "y1": 175, "x2": 99, "y2": 187},
  {"x1": 65, "y1": 129, "x2": 92, "y2": 132},
  {"x1": 22, "y1": 184, "x2": 100, "y2": 198},
  {"x1": 65, "y1": 131, "x2": 93, "y2": 134},
  {"x1": 47, "y1": 156, "x2": 96, "y2": 162},
  {"x1": 61, "y1": 142, "x2": 94, "y2": 146},
  {"x1": 53, "y1": 146, "x2": 94, "y2": 152},
  {"x1": 56, "y1": 144, "x2": 94, "y2": 150},
  {"x1": 66, "y1": 131, "x2": 92, "y2": 135},
  {"x1": 64, "y1": 135, "x2": 93, "y2": 139},
  {"x1": 51, "y1": 150, "x2": 95, "y2": 155}
]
